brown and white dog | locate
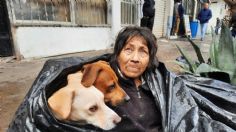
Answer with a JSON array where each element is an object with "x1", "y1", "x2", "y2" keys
[
  {"x1": 48, "y1": 61, "x2": 128, "y2": 130},
  {"x1": 81, "y1": 61, "x2": 129, "y2": 106}
]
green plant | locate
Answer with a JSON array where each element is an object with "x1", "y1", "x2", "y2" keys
[{"x1": 176, "y1": 24, "x2": 236, "y2": 85}]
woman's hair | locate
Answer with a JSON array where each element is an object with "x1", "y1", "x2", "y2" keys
[{"x1": 110, "y1": 26, "x2": 158, "y2": 70}]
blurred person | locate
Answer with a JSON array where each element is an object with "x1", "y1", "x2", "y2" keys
[
  {"x1": 173, "y1": 0, "x2": 185, "y2": 36},
  {"x1": 140, "y1": 0, "x2": 155, "y2": 31},
  {"x1": 197, "y1": 2, "x2": 212, "y2": 41}
]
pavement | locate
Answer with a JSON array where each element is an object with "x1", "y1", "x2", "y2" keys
[{"x1": 0, "y1": 36, "x2": 212, "y2": 131}]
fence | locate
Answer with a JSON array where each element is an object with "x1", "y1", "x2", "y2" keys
[{"x1": 7, "y1": 0, "x2": 140, "y2": 27}]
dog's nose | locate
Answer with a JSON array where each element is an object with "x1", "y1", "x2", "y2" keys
[
  {"x1": 113, "y1": 116, "x2": 121, "y2": 124},
  {"x1": 124, "y1": 94, "x2": 130, "y2": 101}
]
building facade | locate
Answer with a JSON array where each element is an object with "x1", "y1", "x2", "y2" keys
[
  {"x1": 3, "y1": 0, "x2": 142, "y2": 59},
  {"x1": 1, "y1": 0, "x2": 227, "y2": 59}
]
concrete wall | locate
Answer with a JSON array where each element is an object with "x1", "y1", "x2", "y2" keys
[
  {"x1": 15, "y1": 27, "x2": 111, "y2": 58},
  {"x1": 153, "y1": 0, "x2": 166, "y2": 37},
  {"x1": 208, "y1": 1, "x2": 227, "y2": 33},
  {"x1": 165, "y1": 0, "x2": 174, "y2": 38}
]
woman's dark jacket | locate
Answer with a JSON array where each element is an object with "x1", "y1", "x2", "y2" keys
[
  {"x1": 8, "y1": 54, "x2": 236, "y2": 132},
  {"x1": 108, "y1": 60, "x2": 163, "y2": 132}
]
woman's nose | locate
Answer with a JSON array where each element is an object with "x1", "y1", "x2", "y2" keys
[{"x1": 131, "y1": 51, "x2": 140, "y2": 61}]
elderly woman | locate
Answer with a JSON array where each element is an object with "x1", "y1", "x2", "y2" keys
[{"x1": 108, "y1": 26, "x2": 167, "y2": 131}]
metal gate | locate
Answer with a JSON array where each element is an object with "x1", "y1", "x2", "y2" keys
[{"x1": 0, "y1": 0, "x2": 13, "y2": 57}]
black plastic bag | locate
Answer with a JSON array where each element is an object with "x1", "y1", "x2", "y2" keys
[
  {"x1": 167, "y1": 73, "x2": 236, "y2": 131},
  {"x1": 8, "y1": 55, "x2": 236, "y2": 132}
]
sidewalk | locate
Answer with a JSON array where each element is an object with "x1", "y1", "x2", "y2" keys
[{"x1": 0, "y1": 36, "x2": 212, "y2": 131}]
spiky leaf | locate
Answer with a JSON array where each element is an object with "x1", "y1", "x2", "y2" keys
[
  {"x1": 175, "y1": 44, "x2": 197, "y2": 73},
  {"x1": 209, "y1": 27, "x2": 220, "y2": 67},
  {"x1": 233, "y1": 37, "x2": 236, "y2": 63},
  {"x1": 231, "y1": 68, "x2": 236, "y2": 85},
  {"x1": 217, "y1": 24, "x2": 235, "y2": 79},
  {"x1": 195, "y1": 63, "x2": 220, "y2": 74},
  {"x1": 187, "y1": 37, "x2": 205, "y2": 63}
]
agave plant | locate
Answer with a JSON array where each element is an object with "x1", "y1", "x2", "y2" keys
[{"x1": 176, "y1": 23, "x2": 236, "y2": 85}]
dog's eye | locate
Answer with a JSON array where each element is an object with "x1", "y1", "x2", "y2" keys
[
  {"x1": 89, "y1": 105, "x2": 98, "y2": 112},
  {"x1": 107, "y1": 84, "x2": 115, "y2": 93}
]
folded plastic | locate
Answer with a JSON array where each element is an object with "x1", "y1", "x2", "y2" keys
[{"x1": 8, "y1": 54, "x2": 236, "y2": 132}]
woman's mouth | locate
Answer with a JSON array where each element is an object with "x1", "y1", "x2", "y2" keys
[{"x1": 126, "y1": 66, "x2": 139, "y2": 72}]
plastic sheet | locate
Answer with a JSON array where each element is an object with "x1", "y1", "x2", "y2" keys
[{"x1": 8, "y1": 54, "x2": 236, "y2": 132}]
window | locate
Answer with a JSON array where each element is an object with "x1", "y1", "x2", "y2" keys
[
  {"x1": 121, "y1": 0, "x2": 140, "y2": 26},
  {"x1": 8, "y1": 0, "x2": 140, "y2": 26},
  {"x1": 9, "y1": 0, "x2": 108, "y2": 26},
  {"x1": 11, "y1": 0, "x2": 70, "y2": 22},
  {"x1": 74, "y1": 0, "x2": 108, "y2": 26}
]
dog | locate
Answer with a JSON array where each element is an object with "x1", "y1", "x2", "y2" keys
[
  {"x1": 48, "y1": 71, "x2": 121, "y2": 130},
  {"x1": 48, "y1": 61, "x2": 129, "y2": 130},
  {"x1": 81, "y1": 60, "x2": 129, "y2": 106}
]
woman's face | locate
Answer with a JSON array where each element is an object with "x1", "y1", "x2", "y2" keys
[{"x1": 117, "y1": 36, "x2": 150, "y2": 79}]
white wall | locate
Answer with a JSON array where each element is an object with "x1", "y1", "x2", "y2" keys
[
  {"x1": 15, "y1": 27, "x2": 111, "y2": 58},
  {"x1": 153, "y1": 0, "x2": 166, "y2": 38},
  {"x1": 111, "y1": 0, "x2": 121, "y2": 40},
  {"x1": 165, "y1": 0, "x2": 174, "y2": 38},
  {"x1": 208, "y1": 1, "x2": 226, "y2": 33}
]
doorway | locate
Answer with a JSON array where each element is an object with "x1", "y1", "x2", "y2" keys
[{"x1": 0, "y1": 0, "x2": 13, "y2": 57}]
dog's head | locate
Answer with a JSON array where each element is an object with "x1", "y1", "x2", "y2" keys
[
  {"x1": 48, "y1": 73, "x2": 121, "y2": 130},
  {"x1": 81, "y1": 61, "x2": 129, "y2": 106}
]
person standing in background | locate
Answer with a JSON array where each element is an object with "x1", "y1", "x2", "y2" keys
[
  {"x1": 140, "y1": 0, "x2": 155, "y2": 31},
  {"x1": 173, "y1": 0, "x2": 185, "y2": 36},
  {"x1": 197, "y1": 2, "x2": 212, "y2": 41}
]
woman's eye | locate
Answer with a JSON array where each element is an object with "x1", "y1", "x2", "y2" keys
[
  {"x1": 124, "y1": 48, "x2": 133, "y2": 54},
  {"x1": 89, "y1": 105, "x2": 98, "y2": 112},
  {"x1": 139, "y1": 49, "x2": 149, "y2": 57}
]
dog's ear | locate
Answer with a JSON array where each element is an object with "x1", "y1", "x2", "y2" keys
[
  {"x1": 97, "y1": 60, "x2": 109, "y2": 65},
  {"x1": 48, "y1": 87, "x2": 75, "y2": 120},
  {"x1": 81, "y1": 63, "x2": 102, "y2": 87}
]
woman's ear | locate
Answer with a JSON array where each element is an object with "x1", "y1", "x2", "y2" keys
[{"x1": 81, "y1": 63, "x2": 102, "y2": 87}]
